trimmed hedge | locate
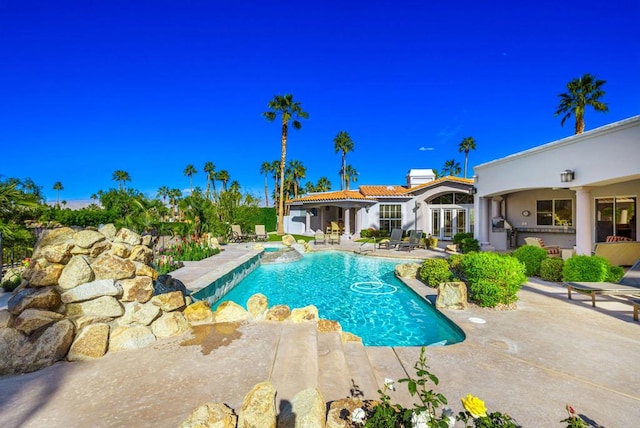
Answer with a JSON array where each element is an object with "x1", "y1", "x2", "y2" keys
[
  {"x1": 540, "y1": 258, "x2": 564, "y2": 282},
  {"x1": 459, "y1": 252, "x2": 527, "y2": 307},
  {"x1": 418, "y1": 258, "x2": 453, "y2": 288},
  {"x1": 512, "y1": 245, "x2": 548, "y2": 276},
  {"x1": 562, "y1": 255, "x2": 610, "y2": 282}
]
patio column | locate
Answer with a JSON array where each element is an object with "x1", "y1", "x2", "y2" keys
[
  {"x1": 343, "y1": 207, "x2": 351, "y2": 237},
  {"x1": 355, "y1": 207, "x2": 362, "y2": 236},
  {"x1": 575, "y1": 187, "x2": 592, "y2": 255},
  {"x1": 305, "y1": 209, "x2": 311, "y2": 233},
  {"x1": 478, "y1": 197, "x2": 492, "y2": 248}
]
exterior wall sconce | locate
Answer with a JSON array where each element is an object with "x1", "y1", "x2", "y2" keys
[
  {"x1": 469, "y1": 186, "x2": 477, "y2": 195},
  {"x1": 560, "y1": 170, "x2": 575, "y2": 183}
]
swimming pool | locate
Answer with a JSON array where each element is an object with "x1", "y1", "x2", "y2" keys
[{"x1": 212, "y1": 251, "x2": 465, "y2": 347}]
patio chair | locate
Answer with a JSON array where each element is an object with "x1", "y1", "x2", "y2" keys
[
  {"x1": 524, "y1": 237, "x2": 561, "y2": 257},
  {"x1": 378, "y1": 228, "x2": 403, "y2": 250},
  {"x1": 328, "y1": 230, "x2": 341, "y2": 245},
  {"x1": 255, "y1": 225, "x2": 268, "y2": 241},
  {"x1": 231, "y1": 224, "x2": 248, "y2": 242},
  {"x1": 398, "y1": 229, "x2": 422, "y2": 252},
  {"x1": 314, "y1": 230, "x2": 327, "y2": 245},
  {"x1": 564, "y1": 260, "x2": 640, "y2": 313}
]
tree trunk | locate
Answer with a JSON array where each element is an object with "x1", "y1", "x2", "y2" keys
[
  {"x1": 264, "y1": 176, "x2": 269, "y2": 207},
  {"x1": 277, "y1": 120, "x2": 288, "y2": 235}
]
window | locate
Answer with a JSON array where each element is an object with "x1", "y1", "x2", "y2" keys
[
  {"x1": 379, "y1": 204, "x2": 402, "y2": 232},
  {"x1": 430, "y1": 192, "x2": 474, "y2": 204},
  {"x1": 596, "y1": 196, "x2": 636, "y2": 241},
  {"x1": 536, "y1": 199, "x2": 572, "y2": 226}
]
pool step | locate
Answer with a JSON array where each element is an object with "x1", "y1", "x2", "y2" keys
[
  {"x1": 342, "y1": 341, "x2": 380, "y2": 400},
  {"x1": 366, "y1": 346, "x2": 414, "y2": 407},
  {"x1": 317, "y1": 331, "x2": 353, "y2": 401},
  {"x1": 269, "y1": 322, "x2": 319, "y2": 408}
]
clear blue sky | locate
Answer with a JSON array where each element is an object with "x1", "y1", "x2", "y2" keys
[{"x1": 1, "y1": 0, "x2": 638, "y2": 206}]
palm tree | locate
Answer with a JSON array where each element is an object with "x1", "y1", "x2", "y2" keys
[
  {"x1": 183, "y1": 164, "x2": 197, "y2": 194},
  {"x1": 458, "y1": 137, "x2": 477, "y2": 179},
  {"x1": 259, "y1": 161, "x2": 272, "y2": 207},
  {"x1": 315, "y1": 176, "x2": 331, "y2": 192},
  {"x1": 288, "y1": 159, "x2": 306, "y2": 198},
  {"x1": 157, "y1": 186, "x2": 170, "y2": 207},
  {"x1": 344, "y1": 165, "x2": 358, "y2": 190},
  {"x1": 270, "y1": 160, "x2": 281, "y2": 210},
  {"x1": 216, "y1": 170, "x2": 230, "y2": 192},
  {"x1": 555, "y1": 73, "x2": 608, "y2": 134},
  {"x1": 52, "y1": 181, "x2": 63, "y2": 207},
  {"x1": 112, "y1": 170, "x2": 131, "y2": 191},
  {"x1": 441, "y1": 160, "x2": 461, "y2": 177},
  {"x1": 333, "y1": 131, "x2": 355, "y2": 190},
  {"x1": 168, "y1": 188, "x2": 182, "y2": 220},
  {"x1": 263, "y1": 94, "x2": 309, "y2": 234},
  {"x1": 203, "y1": 161, "x2": 215, "y2": 200}
]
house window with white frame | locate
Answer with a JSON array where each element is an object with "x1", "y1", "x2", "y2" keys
[
  {"x1": 379, "y1": 204, "x2": 402, "y2": 232},
  {"x1": 536, "y1": 199, "x2": 573, "y2": 226}
]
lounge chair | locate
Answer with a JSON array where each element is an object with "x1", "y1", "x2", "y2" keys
[
  {"x1": 378, "y1": 228, "x2": 403, "y2": 250},
  {"x1": 328, "y1": 230, "x2": 341, "y2": 245},
  {"x1": 314, "y1": 230, "x2": 326, "y2": 245},
  {"x1": 564, "y1": 260, "x2": 640, "y2": 310},
  {"x1": 398, "y1": 229, "x2": 422, "y2": 252},
  {"x1": 231, "y1": 224, "x2": 248, "y2": 242},
  {"x1": 255, "y1": 225, "x2": 268, "y2": 241},
  {"x1": 524, "y1": 237, "x2": 561, "y2": 257}
]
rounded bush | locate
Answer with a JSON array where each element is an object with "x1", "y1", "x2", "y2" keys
[
  {"x1": 562, "y1": 255, "x2": 610, "y2": 282},
  {"x1": 607, "y1": 265, "x2": 624, "y2": 283},
  {"x1": 453, "y1": 232, "x2": 474, "y2": 245},
  {"x1": 459, "y1": 252, "x2": 527, "y2": 307},
  {"x1": 512, "y1": 245, "x2": 548, "y2": 276},
  {"x1": 540, "y1": 258, "x2": 564, "y2": 282},
  {"x1": 460, "y1": 237, "x2": 480, "y2": 254},
  {"x1": 418, "y1": 258, "x2": 453, "y2": 287},
  {"x1": 426, "y1": 236, "x2": 438, "y2": 249}
]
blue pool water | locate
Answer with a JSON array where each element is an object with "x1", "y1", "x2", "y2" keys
[{"x1": 212, "y1": 251, "x2": 465, "y2": 347}]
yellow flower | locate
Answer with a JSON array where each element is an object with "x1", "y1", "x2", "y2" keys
[{"x1": 461, "y1": 394, "x2": 487, "y2": 418}]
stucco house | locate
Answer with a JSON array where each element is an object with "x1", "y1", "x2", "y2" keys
[
  {"x1": 473, "y1": 115, "x2": 639, "y2": 256},
  {"x1": 285, "y1": 170, "x2": 475, "y2": 240}
]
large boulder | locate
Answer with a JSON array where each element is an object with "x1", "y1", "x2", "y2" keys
[
  {"x1": 92, "y1": 253, "x2": 136, "y2": 280},
  {"x1": 110, "y1": 242, "x2": 132, "y2": 258},
  {"x1": 60, "y1": 278, "x2": 122, "y2": 303},
  {"x1": 289, "y1": 305, "x2": 319, "y2": 323},
  {"x1": 109, "y1": 325, "x2": 156, "y2": 352},
  {"x1": 436, "y1": 282, "x2": 468, "y2": 310},
  {"x1": 318, "y1": 319, "x2": 341, "y2": 333},
  {"x1": 73, "y1": 229, "x2": 106, "y2": 249},
  {"x1": 67, "y1": 323, "x2": 110, "y2": 361},
  {"x1": 265, "y1": 304, "x2": 291, "y2": 321},
  {"x1": 120, "y1": 276, "x2": 154, "y2": 303},
  {"x1": 98, "y1": 223, "x2": 117, "y2": 240},
  {"x1": 32, "y1": 228, "x2": 75, "y2": 254},
  {"x1": 0, "y1": 310, "x2": 13, "y2": 328},
  {"x1": 129, "y1": 245, "x2": 153, "y2": 264},
  {"x1": 183, "y1": 301, "x2": 214, "y2": 324},
  {"x1": 40, "y1": 242, "x2": 73, "y2": 264},
  {"x1": 214, "y1": 301, "x2": 250, "y2": 323},
  {"x1": 151, "y1": 312, "x2": 190, "y2": 338},
  {"x1": 281, "y1": 234, "x2": 296, "y2": 247},
  {"x1": 13, "y1": 309, "x2": 64, "y2": 335},
  {"x1": 180, "y1": 403, "x2": 237, "y2": 428},
  {"x1": 119, "y1": 301, "x2": 161, "y2": 326},
  {"x1": 58, "y1": 255, "x2": 95, "y2": 290},
  {"x1": 8, "y1": 287, "x2": 62, "y2": 315},
  {"x1": 150, "y1": 291, "x2": 185, "y2": 312},
  {"x1": 135, "y1": 262, "x2": 159, "y2": 280},
  {"x1": 114, "y1": 228, "x2": 142, "y2": 246},
  {"x1": 88, "y1": 240, "x2": 111, "y2": 258},
  {"x1": 326, "y1": 398, "x2": 369, "y2": 428},
  {"x1": 247, "y1": 293, "x2": 268, "y2": 320},
  {"x1": 395, "y1": 263, "x2": 421, "y2": 279},
  {"x1": 27, "y1": 263, "x2": 65, "y2": 287},
  {"x1": 238, "y1": 382, "x2": 277, "y2": 428},
  {"x1": 277, "y1": 387, "x2": 326, "y2": 428},
  {"x1": 66, "y1": 296, "x2": 124, "y2": 318}
]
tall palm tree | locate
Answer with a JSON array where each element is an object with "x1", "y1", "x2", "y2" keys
[
  {"x1": 333, "y1": 131, "x2": 355, "y2": 190},
  {"x1": 555, "y1": 73, "x2": 608, "y2": 134},
  {"x1": 203, "y1": 161, "x2": 215, "y2": 200},
  {"x1": 315, "y1": 176, "x2": 331, "y2": 192},
  {"x1": 112, "y1": 170, "x2": 131, "y2": 191},
  {"x1": 263, "y1": 94, "x2": 309, "y2": 234},
  {"x1": 183, "y1": 164, "x2": 197, "y2": 194},
  {"x1": 168, "y1": 188, "x2": 182, "y2": 220},
  {"x1": 157, "y1": 186, "x2": 170, "y2": 207},
  {"x1": 52, "y1": 181, "x2": 63, "y2": 207},
  {"x1": 458, "y1": 137, "x2": 477, "y2": 179},
  {"x1": 270, "y1": 160, "x2": 281, "y2": 210},
  {"x1": 259, "y1": 161, "x2": 272, "y2": 207},
  {"x1": 441, "y1": 160, "x2": 461, "y2": 177},
  {"x1": 288, "y1": 159, "x2": 306, "y2": 199},
  {"x1": 216, "y1": 170, "x2": 230, "y2": 192},
  {"x1": 344, "y1": 165, "x2": 358, "y2": 190}
]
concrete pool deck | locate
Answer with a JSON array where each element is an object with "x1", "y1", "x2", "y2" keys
[{"x1": 0, "y1": 243, "x2": 638, "y2": 426}]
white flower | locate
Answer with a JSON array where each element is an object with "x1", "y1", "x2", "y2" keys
[
  {"x1": 411, "y1": 410, "x2": 431, "y2": 428},
  {"x1": 351, "y1": 407, "x2": 366, "y2": 424},
  {"x1": 384, "y1": 378, "x2": 395, "y2": 391},
  {"x1": 442, "y1": 408, "x2": 456, "y2": 428}
]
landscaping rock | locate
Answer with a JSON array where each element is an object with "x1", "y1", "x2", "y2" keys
[
  {"x1": 92, "y1": 253, "x2": 136, "y2": 280},
  {"x1": 238, "y1": 381, "x2": 277, "y2": 428},
  {"x1": 289, "y1": 305, "x2": 318, "y2": 322},
  {"x1": 40, "y1": 242, "x2": 73, "y2": 264},
  {"x1": 120, "y1": 276, "x2": 154, "y2": 303},
  {"x1": 66, "y1": 296, "x2": 124, "y2": 318},
  {"x1": 180, "y1": 403, "x2": 237, "y2": 428},
  {"x1": 151, "y1": 311, "x2": 190, "y2": 338},
  {"x1": 150, "y1": 290, "x2": 185, "y2": 312},
  {"x1": 88, "y1": 240, "x2": 111, "y2": 257},
  {"x1": 326, "y1": 398, "x2": 372, "y2": 428},
  {"x1": 436, "y1": 282, "x2": 468, "y2": 310},
  {"x1": 25, "y1": 319, "x2": 75, "y2": 373},
  {"x1": 98, "y1": 223, "x2": 117, "y2": 240},
  {"x1": 110, "y1": 242, "x2": 132, "y2": 258},
  {"x1": 265, "y1": 304, "x2": 291, "y2": 321},
  {"x1": 119, "y1": 301, "x2": 161, "y2": 326},
  {"x1": 58, "y1": 255, "x2": 95, "y2": 290},
  {"x1": 214, "y1": 301, "x2": 250, "y2": 323},
  {"x1": 61, "y1": 279, "x2": 122, "y2": 303},
  {"x1": 247, "y1": 293, "x2": 268, "y2": 319},
  {"x1": 114, "y1": 227, "x2": 142, "y2": 246},
  {"x1": 33, "y1": 227, "x2": 74, "y2": 252},
  {"x1": 317, "y1": 319, "x2": 341, "y2": 333},
  {"x1": 129, "y1": 245, "x2": 153, "y2": 264},
  {"x1": 277, "y1": 387, "x2": 326, "y2": 428},
  {"x1": 67, "y1": 323, "x2": 110, "y2": 361},
  {"x1": 394, "y1": 263, "x2": 421, "y2": 279},
  {"x1": 0, "y1": 310, "x2": 12, "y2": 328},
  {"x1": 282, "y1": 234, "x2": 295, "y2": 246},
  {"x1": 135, "y1": 262, "x2": 158, "y2": 280},
  {"x1": 341, "y1": 332, "x2": 362, "y2": 343},
  {"x1": 109, "y1": 325, "x2": 156, "y2": 352},
  {"x1": 71, "y1": 316, "x2": 115, "y2": 330},
  {"x1": 8, "y1": 287, "x2": 62, "y2": 315},
  {"x1": 13, "y1": 309, "x2": 64, "y2": 334},
  {"x1": 73, "y1": 229, "x2": 106, "y2": 249},
  {"x1": 183, "y1": 301, "x2": 214, "y2": 324},
  {"x1": 27, "y1": 263, "x2": 65, "y2": 287}
]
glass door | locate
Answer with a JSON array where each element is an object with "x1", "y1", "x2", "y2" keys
[
  {"x1": 596, "y1": 197, "x2": 637, "y2": 241},
  {"x1": 431, "y1": 209, "x2": 441, "y2": 239},
  {"x1": 444, "y1": 209, "x2": 454, "y2": 240},
  {"x1": 456, "y1": 209, "x2": 466, "y2": 235}
]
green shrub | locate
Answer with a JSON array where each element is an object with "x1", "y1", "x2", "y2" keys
[
  {"x1": 539, "y1": 258, "x2": 564, "y2": 282},
  {"x1": 460, "y1": 237, "x2": 480, "y2": 253},
  {"x1": 447, "y1": 254, "x2": 465, "y2": 278},
  {"x1": 562, "y1": 255, "x2": 610, "y2": 282},
  {"x1": 418, "y1": 258, "x2": 453, "y2": 287},
  {"x1": 607, "y1": 265, "x2": 625, "y2": 283},
  {"x1": 426, "y1": 236, "x2": 438, "y2": 249},
  {"x1": 512, "y1": 245, "x2": 548, "y2": 276},
  {"x1": 453, "y1": 232, "x2": 474, "y2": 245},
  {"x1": 459, "y1": 252, "x2": 527, "y2": 307},
  {"x1": 1, "y1": 272, "x2": 22, "y2": 292}
]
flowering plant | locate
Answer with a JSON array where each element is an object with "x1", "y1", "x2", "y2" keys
[
  {"x1": 560, "y1": 405, "x2": 587, "y2": 428},
  {"x1": 21, "y1": 257, "x2": 31, "y2": 268}
]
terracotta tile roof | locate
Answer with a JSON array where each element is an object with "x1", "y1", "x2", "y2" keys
[
  {"x1": 359, "y1": 185, "x2": 409, "y2": 197},
  {"x1": 402, "y1": 176, "x2": 474, "y2": 194},
  {"x1": 288, "y1": 190, "x2": 369, "y2": 203}
]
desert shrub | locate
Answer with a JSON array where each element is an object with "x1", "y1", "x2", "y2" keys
[
  {"x1": 607, "y1": 265, "x2": 625, "y2": 283},
  {"x1": 562, "y1": 255, "x2": 610, "y2": 282},
  {"x1": 512, "y1": 245, "x2": 548, "y2": 276},
  {"x1": 453, "y1": 232, "x2": 474, "y2": 245},
  {"x1": 459, "y1": 252, "x2": 527, "y2": 307},
  {"x1": 460, "y1": 237, "x2": 480, "y2": 253},
  {"x1": 418, "y1": 258, "x2": 453, "y2": 287},
  {"x1": 426, "y1": 236, "x2": 438, "y2": 249},
  {"x1": 540, "y1": 258, "x2": 564, "y2": 282}
]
